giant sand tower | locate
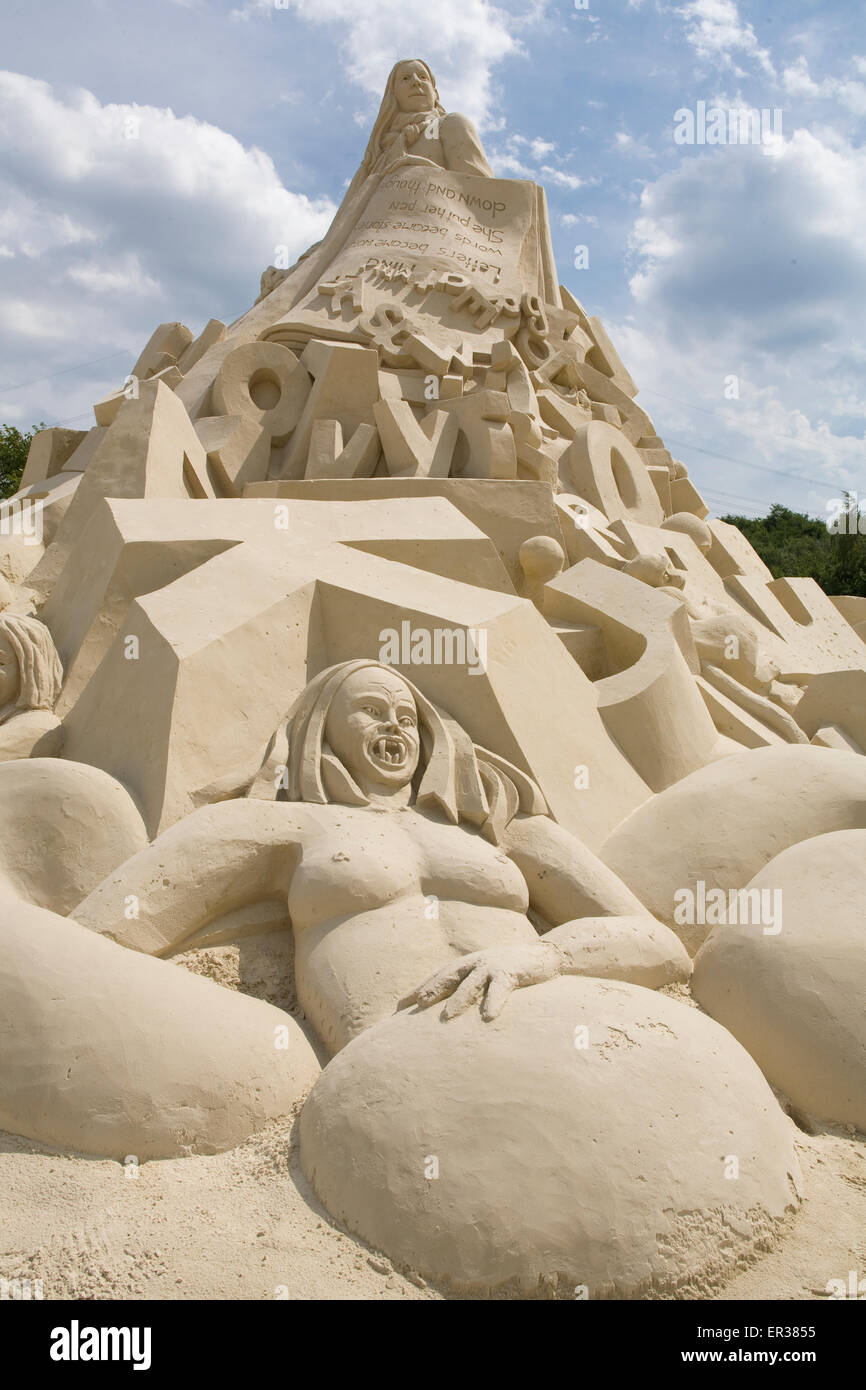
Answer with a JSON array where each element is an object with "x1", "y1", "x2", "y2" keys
[{"x1": 2, "y1": 58, "x2": 865, "y2": 1299}]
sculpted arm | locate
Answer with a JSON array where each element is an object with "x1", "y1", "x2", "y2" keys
[
  {"x1": 72, "y1": 800, "x2": 315, "y2": 956},
  {"x1": 500, "y1": 813, "x2": 690, "y2": 984},
  {"x1": 499, "y1": 813, "x2": 650, "y2": 924}
]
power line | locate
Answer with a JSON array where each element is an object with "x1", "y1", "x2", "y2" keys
[
  {"x1": 0, "y1": 301, "x2": 250, "y2": 399},
  {"x1": 0, "y1": 350, "x2": 134, "y2": 395},
  {"x1": 664, "y1": 436, "x2": 854, "y2": 493},
  {"x1": 702, "y1": 488, "x2": 766, "y2": 509},
  {"x1": 700, "y1": 485, "x2": 772, "y2": 506},
  {"x1": 641, "y1": 385, "x2": 865, "y2": 463}
]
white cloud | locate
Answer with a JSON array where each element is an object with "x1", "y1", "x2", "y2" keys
[
  {"x1": 614, "y1": 130, "x2": 654, "y2": 158},
  {"x1": 561, "y1": 212, "x2": 599, "y2": 227},
  {"x1": 0, "y1": 70, "x2": 335, "y2": 426},
  {"x1": 627, "y1": 128, "x2": 866, "y2": 343},
  {"x1": 230, "y1": 0, "x2": 536, "y2": 129},
  {"x1": 539, "y1": 164, "x2": 583, "y2": 189},
  {"x1": 782, "y1": 56, "x2": 866, "y2": 117},
  {"x1": 67, "y1": 254, "x2": 163, "y2": 297},
  {"x1": 490, "y1": 135, "x2": 583, "y2": 189},
  {"x1": 617, "y1": 121, "x2": 866, "y2": 508},
  {"x1": 677, "y1": 0, "x2": 775, "y2": 77},
  {"x1": 490, "y1": 151, "x2": 537, "y2": 178}
]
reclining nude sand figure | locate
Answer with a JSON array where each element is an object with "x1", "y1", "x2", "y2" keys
[
  {"x1": 0, "y1": 662, "x2": 807, "y2": 1291},
  {"x1": 73, "y1": 659, "x2": 690, "y2": 1056},
  {"x1": 0, "y1": 612, "x2": 63, "y2": 761}
]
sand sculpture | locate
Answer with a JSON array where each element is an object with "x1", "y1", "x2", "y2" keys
[
  {"x1": 1, "y1": 57, "x2": 864, "y2": 1298},
  {"x1": 0, "y1": 613, "x2": 63, "y2": 760}
]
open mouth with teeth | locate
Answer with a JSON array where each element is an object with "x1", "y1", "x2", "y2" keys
[{"x1": 368, "y1": 733, "x2": 409, "y2": 768}]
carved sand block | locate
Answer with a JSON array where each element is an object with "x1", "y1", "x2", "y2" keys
[
  {"x1": 706, "y1": 518, "x2": 775, "y2": 581},
  {"x1": 693, "y1": 829, "x2": 866, "y2": 1131},
  {"x1": 277, "y1": 341, "x2": 378, "y2": 479},
  {"x1": 27, "y1": 381, "x2": 218, "y2": 602},
  {"x1": 44, "y1": 495, "x2": 513, "y2": 719},
  {"x1": 543, "y1": 558, "x2": 722, "y2": 789},
  {"x1": 19, "y1": 427, "x2": 87, "y2": 489},
  {"x1": 726, "y1": 573, "x2": 866, "y2": 678},
  {"x1": 56, "y1": 500, "x2": 508, "y2": 832},
  {"x1": 793, "y1": 669, "x2": 866, "y2": 751},
  {"x1": 372, "y1": 398, "x2": 457, "y2": 477},
  {"x1": 695, "y1": 676, "x2": 794, "y2": 750},
  {"x1": 830, "y1": 594, "x2": 866, "y2": 643},
  {"x1": 299, "y1": 975, "x2": 800, "y2": 1297},
  {"x1": 245, "y1": 477, "x2": 566, "y2": 590},
  {"x1": 9, "y1": 470, "x2": 84, "y2": 551},
  {"x1": 304, "y1": 418, "x2": 380, "y2": 479}
]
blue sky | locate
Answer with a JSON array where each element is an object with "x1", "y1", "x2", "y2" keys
[{"x1": 0, "y1": 0, "x2": 863, "y2": 520}]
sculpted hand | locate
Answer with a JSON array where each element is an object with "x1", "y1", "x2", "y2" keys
[
  {"x1": 410, "y1": 940, "x2": 563, "y2": 1022},
  {"x1": 402, "y1": 121, "x2": 425, "y2": 146}
]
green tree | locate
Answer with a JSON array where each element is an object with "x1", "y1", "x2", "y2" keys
[
  {"x1": 0, "y1": 422, "x2": 46, "y2": 499},
  {"x1": 722, "y1": 501, "x2": 866, "y2": 599}
]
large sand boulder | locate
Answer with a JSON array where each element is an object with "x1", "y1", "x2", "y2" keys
[
  {"x1": 693, "y1": 829, "x2": 866, "y2": 1131},
  {"x1": 601, "y1": 745, "x2": 866, "y2": 953},
  {"x1": 0, "y1": 895, "x2": 320, "y2": 1159},
  {"x1": 299, "y1": 975, "x2": 800, "y2": 1297}
]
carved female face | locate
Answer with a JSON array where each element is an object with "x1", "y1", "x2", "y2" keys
[
  {"x1": 393, "y1": 61, "x2": 436, "y2": 114},
  {"x1": 325, "y1": 668, "x2": 420, "y2": 792},
  {"x1": 0, "y1": 634, "x2": 19, "y2": 707}
]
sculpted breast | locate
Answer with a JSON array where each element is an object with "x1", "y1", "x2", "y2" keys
[
  {"x1": 288, "y1": 815, "x2": 422, "y2": 928},
  {"x1": 417, "y1": 816, "x2": 529, "y2": 912}
]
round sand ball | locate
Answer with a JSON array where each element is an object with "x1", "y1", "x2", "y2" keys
[
  {"x1": 518, "y1": 535, "x2": 565, "y2": 584},
  {"x1": 299, "y1": 975, "x2": 800, "y2": 1297},
  {"x1": 693, "y1": 829, "x2": 866, "y2": 1132},
  {"x1": 662, "y1": 512, "x2": 712, "y2": 552},
  {"x1": 601, "y1": 745, "x2": 866, "y2": 955},
  {"x1": 622, "y1": 552, "x2": 673, "y2": 587}
]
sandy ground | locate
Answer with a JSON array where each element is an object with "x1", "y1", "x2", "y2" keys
[
  {"x1": 2, "y1": 949, "x2": 864, "y2": 1302},
  {"x1": 2, "y1": 1114, "x2": 865, "y2": 1302}
]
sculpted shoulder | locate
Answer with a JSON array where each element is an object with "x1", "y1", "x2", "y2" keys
[{"x1": 438, "y1": 111, "x2": 495, "y2": 178}]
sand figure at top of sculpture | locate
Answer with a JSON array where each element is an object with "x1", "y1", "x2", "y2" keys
[
  {"x1": 258, "y1": 57, "x2": 561, "y2": 361},
  {"x1": 0, "y1": 613, "x2": 63, "y2": 761},
  {"x1": 262, "y1": 58, "x2": 497, "y2": 298},
  {"x1": 75, "y1": 660, "x2": 690, "y2": 1055},
  {"x1": 346, "y1": 58, "x2": 495, "y2": 180}
]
